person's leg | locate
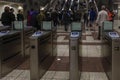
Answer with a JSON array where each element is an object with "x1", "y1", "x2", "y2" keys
[
  {"x1": 64, "y1": 24, "x2": 67, "y2": 31},
  {"x1": 98, "y1": 26, "x2": 101, "y2": 40}
]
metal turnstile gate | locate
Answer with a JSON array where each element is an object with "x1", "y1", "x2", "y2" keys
[
  {"x1": 69, "y1": 32, "x2": 81, "y2": 80},
  {"x1": 30, "y1": 31, "x2": 55, "y2": 80},
  {"x1": 0, "y1": 31, "x2": 24, "y2": 78},
  {"x1": 102, "y1": 31, "x2": 120, "y2": 80}
]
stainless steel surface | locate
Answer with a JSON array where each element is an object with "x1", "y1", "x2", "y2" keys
[
  {"x1": 24, "y1": 27, "x2": 35, "y2": 48},
  {"x1": 30, "y1": 31, "x2": 54, "y2": 80},
  {"x1": 0, "y1": 31, "x2": 24, "y2": 78},
  {"x1": 13, "y1": 21, "x2": 35, "y2": 51},
  {"x1": 24, "y1": 27, "x2": 34, "y2": 57},
  {"x1": 102, "y1": 32, "x2": 120, "y2": 80},
  {"x1": 13, "y1": 24, "x2": 35, "y2": 56},
  {"x1": 51, "y1": 28, "x2": 57, "y2": 59},
  {"x1": 69, "y1": 33, "x2": 81, "y2": 80},
  {"x1": 41, "y1": 21, "x2": 57, "y2": 61},
  {"x1": 0, "y1": 26, "x2": 11, "y2": 31}
]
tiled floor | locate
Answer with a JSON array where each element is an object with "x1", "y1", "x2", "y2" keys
[{"x1": 1, "y1": 25, "x2": 115, "y2": 80}]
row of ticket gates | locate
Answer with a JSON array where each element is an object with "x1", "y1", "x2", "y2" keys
[{"x1": 0, "y1": 21, "x2": 120, "y2": 80}]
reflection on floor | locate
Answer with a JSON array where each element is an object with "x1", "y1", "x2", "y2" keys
[{"x1": 0, "y1": 27, "x2": 109, "y2": 80}]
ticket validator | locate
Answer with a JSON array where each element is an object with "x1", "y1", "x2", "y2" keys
[
  {"x1": 41, "y1": 21, "x2": 57, "y2": 59},
  {"x1": 13, "y1": 21, "x2": 34, "y2": 57},
  {"x1": 69, "y1": 22, "x2": 82, "y2": 80},
  {"x1": 0, "y1": 31, "x2": 23, "y2": 78},
  {"x1": 30, "y1": 21, "x2": 57, "y2": 80},
  {"x1": 102, "y1": 21, "x2": 120, "y2": 80}
]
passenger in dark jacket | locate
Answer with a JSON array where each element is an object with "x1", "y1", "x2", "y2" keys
[
  {"x1": 10, "y1": 8, "x2": 16, "y2": 22},
  {"x1": 73, "y1": 11, "x2": 81, "y2": 22},
  {"x1": 1, "y1": 6, "x2": 12, "y2": 26},
  {"x1": 51, "y1": 10, "x2": 58, "y2": 27},
  {"x1": 62, "y1": 10, "x2": 71, "y2": 31},
  {"x1": 17, "y1": 10, "x2": 24, "y2": 21},
  {"x1": 89, "y1": 8, "x2": 96, "y2": 27},
  {"x1": 30, "y1": 9, "x2": 39, "y2": 29}
]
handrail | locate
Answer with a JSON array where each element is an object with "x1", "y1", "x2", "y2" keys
[
  {"x1": 84, "y1": 0, "x2": 89, "y2": 12},
  {"x1": 93, "y1": 0, "x2": 98, "y2": 14},
  {"x1": 77, "y1": 0, "x2": 80, "y2": 10}
]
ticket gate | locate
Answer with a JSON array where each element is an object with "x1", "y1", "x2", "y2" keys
[
  {"x1": 101, "y1": 21, "x2": 113, "y2": 40},
  {"x1": 0, "y1": 31, "x2": 24, "y2": 78},
  {"x1": 13, "y1": 21, "x2": 35, "y2": 56},
  {"x1": 69, "y1": 22, "x2": 82, "y2": 80},
  {"x1": 23, "y1": 27, "x2": 35, "y2": 48},
  {"x1": 102, "y1": 31, "x2": 120, "y2": 80},
  {"x1": 0, "y1": 26, "x2": 11, "y2": 31},
  {"x1": 41, "y1": 21, "x2": 57, "y2": 60},
  {"x1": 30, "y1": 31, "x2": 53, "y2": 80}
]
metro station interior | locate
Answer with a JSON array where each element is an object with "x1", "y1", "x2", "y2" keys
[{"x1": 0, "y1": 0, "x2": 120, "y2": 80}]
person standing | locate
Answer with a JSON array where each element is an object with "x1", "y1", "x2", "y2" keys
[
  {"x1": 10, "y1": 8, "x2": 16, "y2": 27},
  {"x1": 1, "y1": 6, "x2": 11, "y2": 26},
  {"x1": 10, "y1": 8, "x2": 16, "y2": 22},
  {"x1": 17, "y1": 10, "x2": 24, "y2": 21},
  {"x1": 96, "y1": 5, "x2": 108, "y2": 39}
]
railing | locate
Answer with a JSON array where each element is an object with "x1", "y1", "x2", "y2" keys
[
  {"x1": 0, "y1": 0, "x2": 25, "y2": 3},
  {"x1": 93, "y1": 0, "x2": 98, "y2": 14}
]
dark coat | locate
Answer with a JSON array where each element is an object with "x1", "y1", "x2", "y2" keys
[
  {"x1": 1, "y1": 12, "x2": 12, "y2": 26},
  {"x1": 17, "y1": 13, "x2": 24, "y2": 21}
]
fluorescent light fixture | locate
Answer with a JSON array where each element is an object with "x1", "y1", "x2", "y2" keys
[
  {"x1": 18, "y1": 6, "x2": 23, "y2": 10},
  {"x1": 57, "y1": 58, "x2": 61, "y2": 61},
  {"x1": 40, "y1": 7, "x2": 44, "y2": 10}
]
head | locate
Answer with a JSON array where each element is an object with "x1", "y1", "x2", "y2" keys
[
  {"x1": 18, "y1": 10, "x2": 22, "y2": 14},
  {"x1": 91, "y1": 7, "x2": 94, "y2": 10},
  {"x1": 101, "y1": 5, "x2": 106, "y2": 10},
  {"x1": 4, "y1": 6, "x2": 10, "y2": 12},
  {"x1": 10, "y1": 8, "x2": 14, "y2": 13}
]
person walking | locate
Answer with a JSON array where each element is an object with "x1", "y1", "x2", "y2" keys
[
  {"x1": 89, "y1": 7, "x2": 97, "y2": 30},
  {"x1": 83, "y1": 11, "x2": 89, "y2": 30},
  {"x1": 51, "y1": 10, "x2": 59, "y2": 27},
  {"x1": 96, "y1": 5, "x2": 108, "y2": 40},
  {"x1": 62, "y1": 10, "x2": 71, "y2": 31}
]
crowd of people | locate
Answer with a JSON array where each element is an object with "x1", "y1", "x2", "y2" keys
[
  {"x1": 25, "y1": 8, "x2": 82, "y2": 31},
  {"x1": 83, "y1": 5, "x2": 115, "y2": 30},
  {"x1": 0, "y1": 6, "x2": 24, "y2": 26},
  {"x1": 0, "y1": 4, "x2": 115, "y2": 32}
]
